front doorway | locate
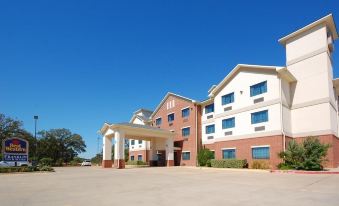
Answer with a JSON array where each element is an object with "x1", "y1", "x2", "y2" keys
[{"x1": 174, "y1": 151, "x2": 181, "y2": 166}]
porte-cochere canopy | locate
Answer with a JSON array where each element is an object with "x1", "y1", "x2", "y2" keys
[{"x1": 100, "y1": 122, "x2": 175, "y2": 169}]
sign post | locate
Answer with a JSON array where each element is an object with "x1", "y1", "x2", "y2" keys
[{"x1": 2, "y1": 137, "x2": 29, "y2": 166}]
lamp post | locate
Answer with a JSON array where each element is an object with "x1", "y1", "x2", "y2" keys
[{"x1": 34, "y1": 115, "x2": 38, "y2": 163}]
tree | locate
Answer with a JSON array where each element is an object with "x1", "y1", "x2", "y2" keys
[
  {"x1": 37, "y1": 129, "x2": 86, "y2": 164},
  {"x1": 279, "y1": 137, "x2": 330, "y2": 171},
  {"x1": 91, "y1": 153, "x2": 103, "y2": 165},
  {"x1": 197, "y1": 148, "x2": 214, "y2": 166}
]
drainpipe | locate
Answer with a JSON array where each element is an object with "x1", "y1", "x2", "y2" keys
[
  {"x1": 193, "y1": 101, "x2": 199, "y2": 167},
  {"x1": 279, "y1": 77, "x2": 286, "y2": 152}
]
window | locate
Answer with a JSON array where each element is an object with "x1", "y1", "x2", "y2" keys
[
  {"x1": 222, "y1": 92, "x2": 234, "y2": 105},
  {"x1": 222, "y1": 149, "x2": 236, "y2": 159},
  {"x1": 182, "y1": 152, "x2": 190, "y2": 160},
  {"x1": 205, "y1": 103, "x2": 214, "y2": 114},
  {"x1": 251, "y1": 110, "x2": 268, "y2": 124},
  {"x1": 131, "y1": 140, "x2": 135, "y2": 145},
  {"x1": 138, "y1": 140, "x2": 142, "y2": 144},
  {"x1": 252, "y1": 147, "x2": 270, "y2": 159},
  {"x1": 206, "y1": 124, "x2": 215, "y2": 134},
  {"x1": 182, "y1": 127, "x2": 190, "y2": 137},
  {"x1": 130, "y1": 156, "x2": 134, "y2": 161},
  {"x1": 222, "y1": 117, "x2": 235, "y2": 129},
  {"x1": 138, "y1": 155, "x2": 142, "y2": 161},
  {"x1": 156, "y1": 118, "x2": 162, "y2": 126},
  {"x1": 168, "y1": 113, "x2": 175, "y2": 122},
  {"x1": 250, "y1": 81, "x2": 267, "y2": 97},
  {"x1": 182, "y1": 108, "x2": 190, "y2": 118}
]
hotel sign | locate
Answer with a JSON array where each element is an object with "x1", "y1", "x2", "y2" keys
[{"x1": 2, "y1": 137, "x2": 29, "y2": 162}]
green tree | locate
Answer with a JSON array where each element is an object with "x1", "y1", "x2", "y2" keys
[
  {"x1": 197, "y1": 148, "x2": 214, "y2": 166},
  {"x1": 91, "y1": 153, "x2": 103, "y2": 165},
  {"x1": 279, "y1": 137, "x2": 330, "y2": 171},
  {"x1": 37, "y1": 129, "x2": 86, "y2": 164}
]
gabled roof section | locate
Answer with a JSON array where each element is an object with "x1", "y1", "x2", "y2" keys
[
  {"x1": 129, "y1": 108, "x2": 153, "y2": 124},
  {"x1": 279, "y1": 14, "x2": 338, "y2": 45},
  {"x1": 150, "y1": 92, "x2": 197, "y2": 118},
  {"x1": 208, "y1": 64, "x2": 284, "y2": 98}
]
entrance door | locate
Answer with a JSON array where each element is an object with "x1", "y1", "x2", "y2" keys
[{"x1": 174, "y1": 151, "x2": 181, "y2": 166}]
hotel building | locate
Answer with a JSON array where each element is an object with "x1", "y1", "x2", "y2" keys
[{"x1": 102, "y1": 14, "x2": 339, "y2": 169}]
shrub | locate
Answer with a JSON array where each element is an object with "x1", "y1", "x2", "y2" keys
[
  {"x1": 206, "y1": 160, "x2": 212, "y2": 167},
  {"x1": 251, "y1": 160, "x2": 270, "y2": 169},
  {"x1": 39, "y1": 158, "x2": 53, "y2": 167},
  {"x1": 69, "y1": 160, "x2": 79, "y2": 166},
  {"x1": 126, "y1": 160, "x2": 147, "y2": 165},
  {"x1": 197, "y1": 148, "x2": 214, "y2": 166},
  {"x1": 278, "y1": 136, "x2": 330, "y2": 171},
  {"x1": 211, "y1": 159, "x2": 247, "y2": 168},
  {"x1": 277, "y1": 163, "x2": 294, "y2": 170},
  {"x1": 0, "y1": 166, "x2": 39, "y2": 173},
  {"x1": 55, "y1": 158, "x2": 64, "y2": 167},
  {"x1": 39, "y1": 166, "x2": 55, "y2": 172}
]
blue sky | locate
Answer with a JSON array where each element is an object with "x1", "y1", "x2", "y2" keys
[{"x1": 1, "y1": 1, "x2": 338, "y2": 159}]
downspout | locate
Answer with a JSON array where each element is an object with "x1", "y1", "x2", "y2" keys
[
  {"x1": 279, "y1": 77, "x2": 286, "y2": 152},
  {"x1": 194, "y1": 101, "x2": 199, "y2": 167}
]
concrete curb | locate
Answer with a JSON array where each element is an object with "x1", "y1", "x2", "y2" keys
[{"x1": 270, "y1": 170, "x2": 339, "y2": 174}]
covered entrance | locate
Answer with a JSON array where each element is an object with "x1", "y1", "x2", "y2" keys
[{"x1": 100, "y1": 123, "x2": 175, "y2": 169}]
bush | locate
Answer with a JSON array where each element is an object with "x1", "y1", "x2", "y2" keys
[
  {"x1": 55, "y1": 158, "x2": 64, "y2": 167},
  {"x1": 69, "y1": 160, "x2": 79, "y2": 166},
  {"x1": 277, "y1": 163, "x2": 294, "y2": 170},
  {"x1": 210, "y1": 159, "x2": 247, "y2": 168},
  {"x1": 278, "y1": 137, "x2": 330, "y2": 171},
  {"x1": 39, "y1": 166, "x2": 55, "y2": 172},
  {"x1": 197, "y1": 148, "x2": 214, "y2": 166},
  {"x1": 126, "y1": 160, "x2": 147, "y2": 165},
  {"x1": 0, "y1": 166, "x2": 39, "y2": 173},
  {"x1": 39, "y1": 158, "x2": 53, "y2": 166},
  {"x1": 206, "y1": 160, "x2": 212, "y2": 167},
  {"x1": 251, "y1": 160, "x2": 270, "y2": 169}
]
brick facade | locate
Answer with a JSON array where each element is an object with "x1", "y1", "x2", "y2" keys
[
  {"x1": 129, "y1": 150, "x2": 149, "y2": 162},
  {"x1": 204, "y1": 135, "x2": 284, "y2": 169},
  {"x1": 151, "y1": 95, "x2": 199, "y2": 166}
]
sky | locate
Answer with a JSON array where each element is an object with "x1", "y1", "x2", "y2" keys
[{"x1": 1, "y1": 1, "x2": 339, "y2": 159}]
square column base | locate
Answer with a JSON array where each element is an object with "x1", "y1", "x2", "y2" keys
[
  {"x1": 114, "y1": 159, "x2": 125, "y2": 169},
  {"x1": 102, "y1": 160, "x2": 113, "y2": 168},
  {"x1": 167, "y1": 160, "x2": 174, "y2": 167}
]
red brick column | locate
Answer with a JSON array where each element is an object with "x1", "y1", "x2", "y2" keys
[
  {"x1": 102, "y1": 160, "x2": 113, "y2": 168},
  {"x1": 114, "y1": 159, "x2": 125, "y2": 169},
  {"x1": 167, "y1": 160, "x2": 174, "y2": 167}
]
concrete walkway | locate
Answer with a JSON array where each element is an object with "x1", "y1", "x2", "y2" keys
[{"x1": 0, "y1": 166, "x2": 338, "y2": 206}]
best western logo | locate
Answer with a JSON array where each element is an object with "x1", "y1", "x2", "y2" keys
[{"x1": 5, "y1": 143, "x2": 27, "y2": 153}]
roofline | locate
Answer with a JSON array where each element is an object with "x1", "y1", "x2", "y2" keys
[
  {"x1": 150, "y1": 92, "x2": 197, "y2": 118},
  {"x1": 133, "y1": 108, "x2": 153, "y2": 114},
  {"x1": 279, "y1": 14, "x2": 338, "y2": 45},
  {"x1": 208, "y1": 64, "x2": 283, "y2": 97}
]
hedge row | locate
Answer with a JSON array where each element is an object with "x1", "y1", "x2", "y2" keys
[
  {"x1": 210, "y1": 159, "x2": 248, "y2": 168},
  {"x1": 126, "y1": 160, "x2": 147, "y2": 166},
  {"x1": 0, "y1": 166, "x2": 54, "y2": 173}
]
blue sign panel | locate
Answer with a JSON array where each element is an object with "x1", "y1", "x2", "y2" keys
[
  {"x1": 2, "y1": 137, "x2": 29, "y2": 162},
  {"x1": 4, "y1": 154, "x2": 28, "y2": 161}
]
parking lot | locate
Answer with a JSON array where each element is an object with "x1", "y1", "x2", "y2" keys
[{"x1": 0, "y1": 166, "x2": 338, "y2": 206}]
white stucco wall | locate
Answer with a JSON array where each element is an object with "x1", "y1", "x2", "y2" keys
[{"x1": 201, "y1": 70, "x2": 282, "y2": 144}]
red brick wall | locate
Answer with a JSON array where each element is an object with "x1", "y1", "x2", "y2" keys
[
  {"x1": 204, "y1": 135, "x2": 284, "y2": 169},
  {"x1": 151, "y1": 95, "x2": 198, "y2": 166},
  {"x1": 129, "y1": 150, "x2": 149, "y2": 162}
]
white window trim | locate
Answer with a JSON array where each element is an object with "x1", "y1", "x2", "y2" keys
[
  {"x1": 221, "y1": 147, "x2": 236, "y2": 150},
  {"x1": 181, "y1": 126, "x2": 191, "y2": 129},
  {"x1": 251, "y1": 145, "x2": 270, "y2": 148},
  {"x1": 167, "y1": 112, "x2": 175, "y2": 116},
  {"x1": 182, "y1": 151, "x2": 190, "y2": 153},
  {"x1": 181, "y1": 106, "x2": 190, "y2": 111}
]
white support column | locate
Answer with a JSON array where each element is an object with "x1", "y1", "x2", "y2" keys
[
  {"x1": 102, "y1": 135, "x2": 112, "y2": 168},
  {"x1": 149, "y1": 139, "x2": 158, "y2": 166},
  {"x1": 114, "y1": 130, "x2": 125, "y2": 169},
  {"x1": 165, "y1": 138, "x2": 174, "y2": 167}
]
